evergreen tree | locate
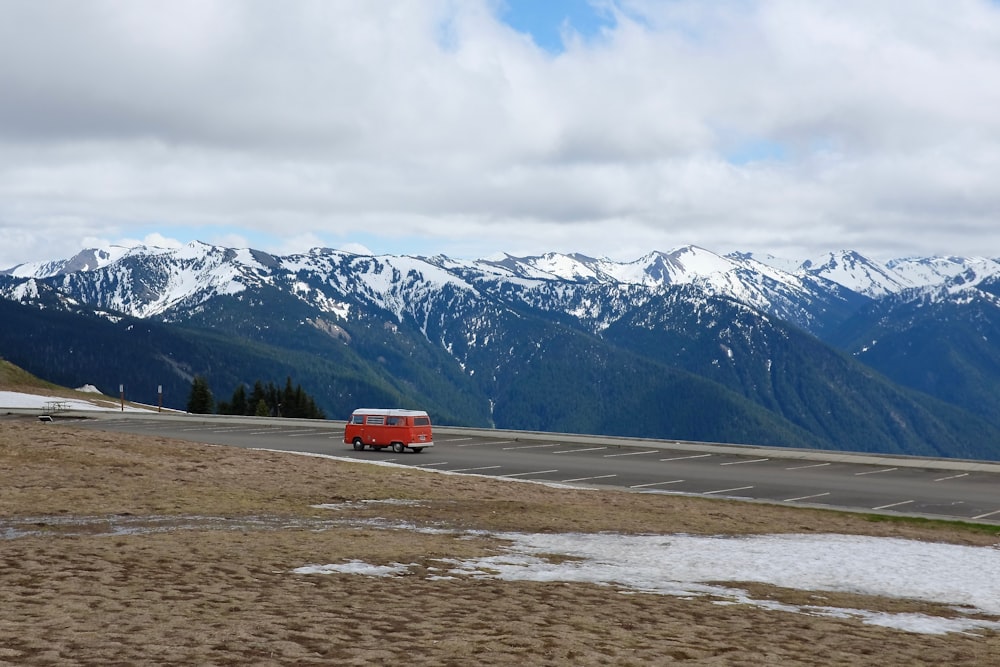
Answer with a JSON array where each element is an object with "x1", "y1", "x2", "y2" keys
[
  {"x1": 217, "y1": 377, "x2": 326, "y2": 419},
  {"x1": 267, "y1": 381, "x2": 280, "y2": 416},
  {"x1": 186, "y1": 376, "x2": 215, "y2": 414},
  {"x1": 283, "y1": 376, "x2": 296, "y2": 415},
  {"x1": 248, "y1": 381, "x2": 267, "y2": 416},
  {"x1": 230, "y1": 384, "x2": 248, "y2": 416}
]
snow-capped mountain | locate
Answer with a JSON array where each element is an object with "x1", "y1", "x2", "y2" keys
[
  {"x1": 6, "y1": 242, "x2": 995, "y2": 322},
  {"x1": 4, "y1": 240, "x2": 1000, "y2": 460}
]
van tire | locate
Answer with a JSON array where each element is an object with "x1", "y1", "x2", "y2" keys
[
  {"x1": 352, "y1": 438, "x2": 364, "y2": 451},
  {"x1": 392, "y1": 442, "x2": 405, "y2": 454}
]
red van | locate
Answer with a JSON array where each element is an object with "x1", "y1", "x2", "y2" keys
[{"x1": 344, "y1": 408, "x2": 434, "y2": 453}]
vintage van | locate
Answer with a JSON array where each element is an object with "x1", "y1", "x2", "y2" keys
[{"x1": 344, "y1": 408, "x2": 434, "y2": 453}]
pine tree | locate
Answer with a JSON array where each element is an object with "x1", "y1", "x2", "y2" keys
[
  {"x1": 230, "y1": 384, "x2": 248, "y2": 416},
  {"x1": 248, "y1": 380, "x2": 266, "y2": 412},
  {"x1": 186, "y1": 376, "x2": 215, "y2": 414}
]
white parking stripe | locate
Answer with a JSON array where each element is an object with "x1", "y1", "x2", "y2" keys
[
  {"x1": 630, "y1": 480, "x2": 685, "y2": 488},
  {"x1": 783, "y1": 492, "x2": 830, "y2": 502},
  {"x1": 972, "y1": 509, "x2": 1000, "y2": 520},
  {"x1": 413, "y1": 462, "x2": 449, "y2": 467},
  {"x1": 934, "y1": 473, "x2": 969, "y2": 482},
  {"x1": 552, "y1": 447, "x2": 608, "y2": 454},
  {"x1": 503, "y1": 444, "x2": 558, "y2": 450},
  {"x1": 603, "y1": 450, "x2": 659, "y2": 458},
  {"x1": 872, "y1": 500, "x2": 914, "y2": 510},
  {"x1": 449, "y1": 465, "x2": 502, "y2": 473},
  {"x1": 855, "y1": 467, "x2": 898, "y2": 476},
  {"x1": 445, "y1": 437, "x2": 474, "y2": 442},
  {"x1": 720, "y1": 458, "x2": 769, "y2": 466},
  {"x1": 455, "y1": 441, "x2": 499, "y2": 447},
  {"x1": 561, "y1": 474, "x2": 617, "y2": 483},
  {"x1": 499, "y1": 469, "x2": 559, "y2": 478},
  {"x1": 659, "y1": 454, "x2": 712, "y2": 462},
  {"x1": 703, "y1": 485, "x2": 754, "y2": 495},
  {"x1": 785, "y1": 462, "x2": 831, "y2": 470}
]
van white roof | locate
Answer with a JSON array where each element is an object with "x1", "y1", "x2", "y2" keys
[{"x1": 351, "y1": 408, "x2": 430, "y2": 417}]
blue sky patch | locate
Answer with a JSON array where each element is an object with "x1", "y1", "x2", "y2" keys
[{"x1": 499, "y1": 0, "x2": 618, "y2": 53}]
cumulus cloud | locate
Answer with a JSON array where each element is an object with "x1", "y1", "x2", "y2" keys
[{"x1": 1, "y1": 0, "x2": 1000, "y2": 267}]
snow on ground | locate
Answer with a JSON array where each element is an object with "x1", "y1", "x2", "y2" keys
[
  {"x1": 0, "y1": 390, "x2": 151, "y2": 412},
  {"x1": 290, "y1": 455, "x2": 1000, "y2": 637},
  {"x1": 295, "y1": 523, "x2": 1000, "y2": 636}
]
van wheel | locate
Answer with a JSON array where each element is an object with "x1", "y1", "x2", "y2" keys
[
  {"x1": 412, "y1": 448, "x2": 423, "y2": 453},
  {"x1": 392, "y1": 442, "x2": 405, "y2": 454},
  {"x1": 352, "y1": 438, "x2": 364, "y2": 451}
]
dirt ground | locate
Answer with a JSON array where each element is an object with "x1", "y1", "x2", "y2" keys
[{"x1": 2, "y1": 416, "x2": 999, "y2": 666}]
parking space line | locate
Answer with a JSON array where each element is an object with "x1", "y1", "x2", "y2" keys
[
  {"x1": 659, "y1": 453, "x2": 712, "y2": 462},
  {"x1": 413, "y1": 462, "x2": 449, "y2": 467},
  {"x1": 720, "y1": 458, "x2": 769, "y2": 466},
  {"x1": 455, "y1": 441, "x2": 500, "y2": 447},
  {"x1": 287, "y1": 431, "x2": 326, "y2": 437},
  {"x1": 855, "y1": 467, "x2": 898, "y2": 476},
  {"x1": 603, "y1": 450, "x2": 660, "y2": 458},
  {"x1": 561, "y1": 474, "x2": 617, "y2": 483},
  {"x1": 702, "y1": 485, "x2": 754, "y2": 495},
  {"x1": 449, "y1": 465, "x2": 502, "y2": 473},
  {"x1": 972, "y1": 509, "x2": 1000, "y2": 520},
  {"x1": 872, "y1": 500, "x2": 913, "y2": 510},
  {"x1": 445, "y1": 437, "x2": 474, "y2": 442},
  {"x1": 499, "y1": 469, "x2": 559, "y2": 478},
  {"x1": 934, "y1": 473, "x2": 969, "y2": 482},
  {"x1": 552, "y1": 447, "x2": 608, "y2": 454},
  {"x1": 786, "y1": 462, "x2": 831, "y2": 470},
  {"x1": 784, "y1": 492, "x2": 830, "y2": 502},
  {"x1": 503, "y1": 444, "x2": 558, "y2": 450},
  {"x1": 630, "y1": 480, "x2": 685, "y2": 488}
]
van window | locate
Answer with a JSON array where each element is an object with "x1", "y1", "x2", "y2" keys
[
  {"x1": 413, "y1": 417, "x2": 430, "y2": 426},
  {"x1": 350, "y1": 414, "x2": 365, "y2": 424},
  {"x1": 387, "y1": 416, "x2": 403, "y2": 426},
  {"x1": 367, "y1": 416, "x2": 385, "y2": 425}
]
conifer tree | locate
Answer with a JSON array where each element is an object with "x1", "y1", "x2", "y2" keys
[
  {"x1": 186, "y1": 376, "x2": 215, "y2": 414},
  {"x1": 230, "y1": 384, "x2": 248, "y2": 416}
]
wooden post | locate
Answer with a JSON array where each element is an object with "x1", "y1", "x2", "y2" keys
[
  {"x1": 158, "y1": 385, "x2": 163, "y2": 413},
  {"x1": 119, "y1": 384, "x2": 124, "y2": 412}
]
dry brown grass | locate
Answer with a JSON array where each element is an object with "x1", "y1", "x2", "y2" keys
[{"x1": 1, "y1": 416, "x2": 999, "y2": 666}]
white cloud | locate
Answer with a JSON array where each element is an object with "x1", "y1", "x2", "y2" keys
[{"x1": 2, "y1": 0, "x2": 1000, "y2": 268}]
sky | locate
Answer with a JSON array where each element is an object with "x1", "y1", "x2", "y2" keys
[{"x1": 3, "y1": 1, "x2": 1000, "y2": 269}]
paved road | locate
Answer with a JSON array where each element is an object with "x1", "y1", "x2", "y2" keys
[{"x1": 76, "y1": 416, "x2": 1000, "y2": 525}]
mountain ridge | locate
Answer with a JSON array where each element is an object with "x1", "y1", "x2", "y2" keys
[{"x1": 4, "y1": 241, "x2": 1000, "y2": 460}]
